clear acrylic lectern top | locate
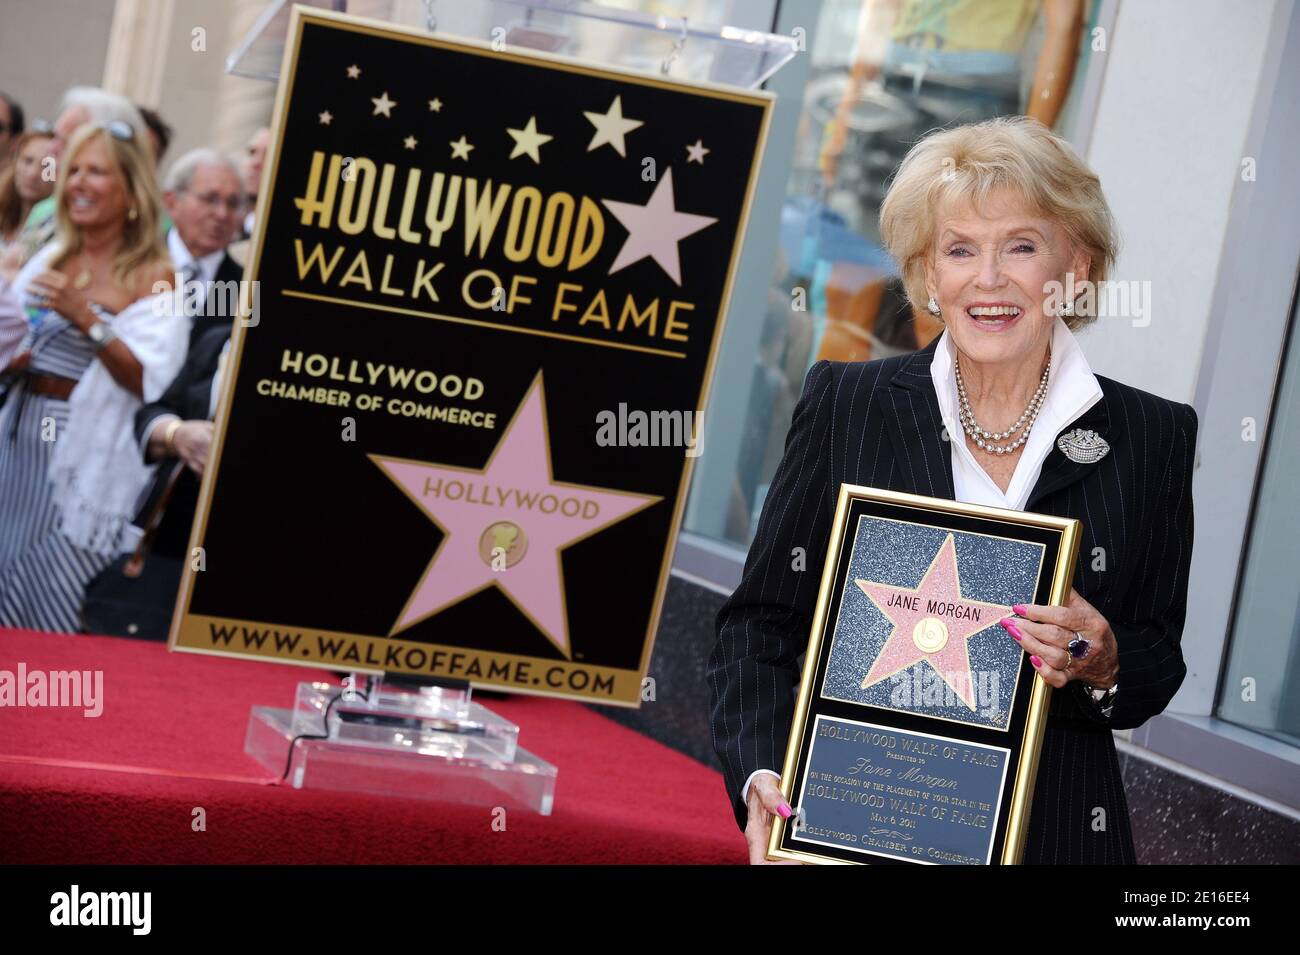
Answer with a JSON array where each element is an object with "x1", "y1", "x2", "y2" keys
[{"x1": 227, "y1": 0, "x2": 800, "y2": 89}]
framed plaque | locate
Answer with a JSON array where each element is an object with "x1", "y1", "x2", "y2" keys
[{"x1": 768, "y1": 485, "x2": 1081, "y2": 865}]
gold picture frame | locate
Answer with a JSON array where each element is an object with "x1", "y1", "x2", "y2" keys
[{"x1": 768, "y1": 484, "x2": 1080, "y2": 865}]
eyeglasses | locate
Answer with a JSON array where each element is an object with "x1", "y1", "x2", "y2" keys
[
  {"x1": 183, "y1": 190, "x2": 246, "y2": 214},
  {"x1": 97, "y1": 120, "x2": 136, "y2": 142}
]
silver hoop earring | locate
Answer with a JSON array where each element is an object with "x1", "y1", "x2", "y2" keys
[{"x1": 926, "y1": 296, "x2": 941, "y2": 317}]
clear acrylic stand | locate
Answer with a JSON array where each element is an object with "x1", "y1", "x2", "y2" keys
[
  {"x1": 226, "y1": 0, "x2": 800, "y2": 89},
  {"x1": 245, "y1": 674, "x2": 556, "y2": 814}
]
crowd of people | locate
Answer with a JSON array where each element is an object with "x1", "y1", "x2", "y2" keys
[{"x1": 0, "y1": 85, "x2": 269, "y2": 637}]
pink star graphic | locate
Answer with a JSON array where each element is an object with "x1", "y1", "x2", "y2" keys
[
  {"x1": 600, "y1": 167, "x2": 717, "y2": 286},
  {"x1": 856, "y1": 534, "x2": 1012, "y2": 710},
  {"x1": 370, "y1": 374, "x2": 661, "y2": 655}
]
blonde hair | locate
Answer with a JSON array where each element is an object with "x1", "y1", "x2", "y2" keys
[
  {"x1": 51, "y1": 123, "x2": 169, "y2": 290},
  {"x1": 879, "y1": 116, "x2": 1118, "y2": 330}
]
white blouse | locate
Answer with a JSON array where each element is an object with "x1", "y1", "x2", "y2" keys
[{"x1": 930, "y1": 315, "x2": 1103, "y2": 511}]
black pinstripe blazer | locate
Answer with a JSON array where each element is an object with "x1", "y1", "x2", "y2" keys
[{"x1": 707, "y1": 334, "x2": 1198, "y2": 864}]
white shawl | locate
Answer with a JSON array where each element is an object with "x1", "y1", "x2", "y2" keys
[{"x1": 11, "y1": 243, "x2": 189, "y2": 555}]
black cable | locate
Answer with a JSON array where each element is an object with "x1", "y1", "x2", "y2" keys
[{"x1": 279, "y1": 682, "x2": 369, "y2": 783}]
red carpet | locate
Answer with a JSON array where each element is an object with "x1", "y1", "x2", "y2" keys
[{"x1": 0, "y1": 629, "x2": 745, "y2": 864}]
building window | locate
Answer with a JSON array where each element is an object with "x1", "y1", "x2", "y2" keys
[
  {"x1": 1216, "y1": 268, "x2": 1300, "y2": 747},
  {"x1": 683, "y1": 0, "x2": 1106, "y2": 548}
]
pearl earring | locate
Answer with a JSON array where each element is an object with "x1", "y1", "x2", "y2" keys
[
  {"x1": 127, "y1": 206, "x2": 139, "y2": 221},
  {"x1": 926, "y1": 296, "x2": 941, "y2": 317}
]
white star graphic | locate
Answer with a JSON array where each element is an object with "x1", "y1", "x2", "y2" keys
[
  {"x1": 346, "y1": 64, "x2": 361, "y2": 79},
  {"x1": 449, "y1": 135, "x2": 474, "y2": 160},
  {"x1": 600, "y1": 167, "x2": 717, "y2": 285},
  {"x1": 583, "y1": 95, "x2": 643, "y2": 157},
  {"x1": 318, "y1": 110, "x2": 333, "y2": 126},
  {"x1": 686, "y1": 139, "x2": 710, "y2": 164},
  {"x1": 404, "y1": 135, "x2": 418, "y2": 150},
  {"x1": 428, "y1": 97, "x2": 443, "y2": 112},
  {"x1": 506, "y1": 116, "x2": 553, "y2": 164},
  {"x1": 371, "y1": 91, "x2": 397, "y2": 117}
]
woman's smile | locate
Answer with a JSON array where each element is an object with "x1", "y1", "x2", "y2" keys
[{"x1": 965, "y1": 301, "x2": 1024, "y2": 333}]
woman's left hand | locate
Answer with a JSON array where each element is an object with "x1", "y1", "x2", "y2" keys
[
  {"x1": 29, "y1": 270, "x2": 94, "y2": 331},
  {"x1": 1001, "y1": 587, "x2": 1118, "y2": 689}
]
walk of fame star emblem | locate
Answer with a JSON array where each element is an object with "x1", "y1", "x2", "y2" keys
[
  {"x1": 370, "y1": 374, "x2": 661, "y2": 656},
  {"x1": 855, "y1": 533, "x2": 1013, "y2": 711}
]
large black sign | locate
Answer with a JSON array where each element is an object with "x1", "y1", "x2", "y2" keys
[{"x1": 169, "y1": 8, "x2": 772, "y2": 704}]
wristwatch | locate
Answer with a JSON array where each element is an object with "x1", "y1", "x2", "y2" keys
[
  {"x1": 85, "y1": 320, "x2": 117, "y2": 351},
  {"x1": 1082, "y1": 681, "x2": 1118, "y2": 719}
]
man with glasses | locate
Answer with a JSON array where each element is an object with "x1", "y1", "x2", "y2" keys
[
  {"x1": 117, "y1": 150, "x2": 246, "y2": 625},
  {"x1": 161, "y1": 148, "x2": 246, "y2": 343}
]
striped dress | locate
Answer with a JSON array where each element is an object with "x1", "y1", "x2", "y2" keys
[{"x1": 0, "y1": 306, "x2": 120, "y2": 631}]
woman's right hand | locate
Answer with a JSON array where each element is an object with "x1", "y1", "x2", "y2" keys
[
  {"x1": 27, "y1": 270, "x2": 93, "y2": 332},
  {"x1": 745, "y1": 773, "x2": 802, "y2": 865}
]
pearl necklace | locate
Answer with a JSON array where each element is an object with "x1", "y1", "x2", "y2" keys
[{"x1": 954, "y1": 353, "x2": 1052, "y2": 456}]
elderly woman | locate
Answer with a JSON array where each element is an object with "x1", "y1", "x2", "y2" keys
[
  {"x1": 708, "y1": 115, "x2": 1198, "y2": 865},
  {"x1": 0, "y1": 122, "x2": 187, "y2": 631}
]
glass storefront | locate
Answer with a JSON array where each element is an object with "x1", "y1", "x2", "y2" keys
[
  {"x1": 1217, "y1": 268, "x2": 1300, "y2": 748},
  {"x1": 680, "y1": 0, "x2": 1106, "y2": 547}
]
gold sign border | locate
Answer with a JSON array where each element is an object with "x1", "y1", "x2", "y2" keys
[
  {"x1": 167, "y1": 6, "x2": 775, "y2": 706},
  {"x1": 767, "y1": 484, "x2": 1081, "y2": 864}
]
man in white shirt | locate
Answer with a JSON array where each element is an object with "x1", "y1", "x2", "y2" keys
[
  {"x1": 124, "y1": 151, "x2": 245, "y2": 566},
  {"x1": 162, "y1": 148, "x2": 246, "y2": 342}
]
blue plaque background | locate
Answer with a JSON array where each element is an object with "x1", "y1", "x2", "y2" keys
[
  {"x1": 821, "y1": 516, "x2": 1044, "y2": 730},
  {"x1": 792, "y1": 714, "x2": 1010, "y2": 865}
]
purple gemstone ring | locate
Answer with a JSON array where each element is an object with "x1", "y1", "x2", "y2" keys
[{"x1": 1068, "y1": 631, "x2": 1091, "y2": 659}]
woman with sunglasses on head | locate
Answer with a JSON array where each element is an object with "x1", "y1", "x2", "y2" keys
[{"x1": 0, "y1": 122, "x2": 188, "y2": 632}]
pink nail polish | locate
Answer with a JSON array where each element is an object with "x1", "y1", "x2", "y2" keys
[
  {"x1": 1006, "y1": 621, "x2": 1023, "y2": 640},
  {"x1": 1030, "y1": 655, "x2": 1042, "y2": 668},
  {"x1": 1013, "y1": 604, "x2": 1028, "y2": 616},
  {"x1": 777, "y1": 803, "x2": 792, "y2": 819}
]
